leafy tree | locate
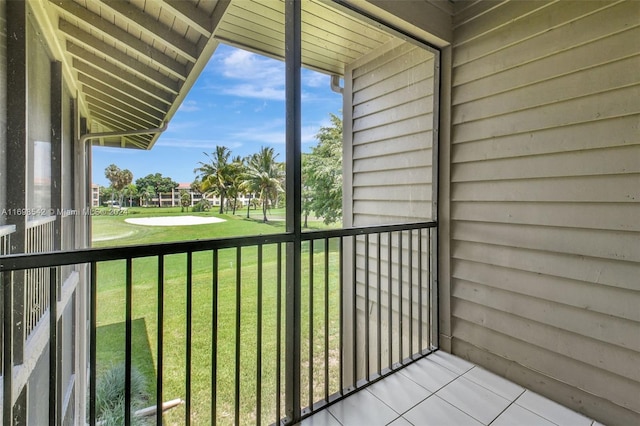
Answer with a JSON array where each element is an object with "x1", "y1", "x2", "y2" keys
[
  {"x1": 190, "y1": 179, "x2": 204, "y2": 196},
  {"x1": 180, "y1": 190, "x2": 191, "y2": 212},
  {"x1": 99, "y1": 186, "x2": 116, "y2": 206},
  {"x1": 243, "y1": 146, "x2": 284, "y2": 222},
  {"x1": 301, "y1": 154, "x2": 313, "y2": 228},
  {"x1": 135, "y1": 173, "x2": 178, "y2": 207},
  {"x1": 304, "y1": 113, "x2": 343, "y2": 225},
  {"x1": 104, "y1": 164, "x2": 133, "y2": 205},
  {"x1": 194, "y1": 146, "x2": 232, "y2": 214},
  {"x1": 138, "y1": 186, "x2": 154, "y2": 207},
  {"x1": 122, "y1": 184, "x2": 138, "y2": 207}
]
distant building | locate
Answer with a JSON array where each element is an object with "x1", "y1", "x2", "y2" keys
[
  {"x1": 91, "y1": 184, "x2": 100, "y2": 207},
  {"x1": 152, "y1": 183, "x2": 254, "y2": 208}
]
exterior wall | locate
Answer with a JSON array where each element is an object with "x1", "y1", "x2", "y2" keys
[
  {"x1": 345, "y1": 39, "x2": 436, "y2": 227},
  {"x1": 449, "y1": 1, "x2": 640, "y2": 424},
  {"x1": 2, "y1": 2, "x2": 88, "y2": 423},
  {"x1": 351, "y1": 0, "x2": 453, "y2": 47},
  {"x1": 343, "y1": 38, "x2": 438, "y2": 381}
]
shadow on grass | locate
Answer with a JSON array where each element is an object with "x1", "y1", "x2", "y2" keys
[{"x1": 97, "y1": 318, "x2": 156, "y2": 400}]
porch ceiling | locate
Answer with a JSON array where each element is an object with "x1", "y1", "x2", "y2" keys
[{"x1": 36, "y1": 0, "x2": 393, "y2": 150}]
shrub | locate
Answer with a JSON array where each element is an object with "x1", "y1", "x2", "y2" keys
[
  {"x1": 192, "y1": 199, "x2": 211, "y2": 212},
  {"x1": 96, "y1": 363, "x2": 150, "y2": 425}
]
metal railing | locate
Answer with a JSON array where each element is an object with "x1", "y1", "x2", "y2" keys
[
  {"x1": 0, "y1": 221, "x2": 437, "y2": 425},
  {"x1": 0, "y1": 225, "x2": 15, "y2": 256},
  {"x1": 25, "y1": 216, "x2": 56, "y2": 337}
]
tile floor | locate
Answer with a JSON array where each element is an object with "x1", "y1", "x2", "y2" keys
[{"x1": 300, "y1": 351, "x2": 602, "y2": 426}]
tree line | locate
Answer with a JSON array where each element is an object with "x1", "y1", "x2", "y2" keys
[{"x1": 102, "y1": 113, "x2": 343, "y2": 225}]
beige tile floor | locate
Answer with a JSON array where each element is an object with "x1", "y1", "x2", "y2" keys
[{"x1": 300, "y1": 352, "x2": 601, "y2": 426}]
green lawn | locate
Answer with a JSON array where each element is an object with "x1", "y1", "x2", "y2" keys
[{"x1": 93, "y1": 207, "x2": 342, "y2": 425}]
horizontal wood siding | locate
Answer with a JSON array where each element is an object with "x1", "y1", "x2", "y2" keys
[
  {"x1": 342, "y1": 39, "x2": 437, "y2": 383},
  {"x1": 350, "y1": 40, "x2": 435, "y2": 226},
  {"x1": 450, "y1": 1, "x2": 640, "y2": 424}
]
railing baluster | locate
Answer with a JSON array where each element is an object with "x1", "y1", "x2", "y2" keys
[
  {"x1": 186, "y1": 252, "x2": 194, "y2": 425},
  {"x1": 409, "y1": 230, "x2": 414, "y2": 358},
  {"x1": 338, "y1": 237, "x2": 344, "y2": 395},
  {"x1": 351, "y1": 236, "x2": 357, "y2": 387},
  {"x1": 212, "y1": 249, "x2": 219, "y2": 424},
  {"x1": 323, "y1": 238, "x2": 329, "y2": 402},
  {"x1": 427, "y1": 229, "x2": 432, "y2": 349},
  {"x1": 235, "y1": 247, "x2": 241, "y2": 426},
  {"x1": 276, "y1": 243, "x2": 282, "y2": 423},
  {"x1": 398, "y1": 231, "x2": 403, "y2": 364},
  {"x1": 308, "y1": 240, "x2": 314, "y2": 409},
  {"x1": 89, "y1": 262, "x2": 97, "y2": 426},
  {"x1": 156, "y1": 255, "x2": 164, "y2": 426},
  {"x1": 376, "y1": 233, "x2": 381, "y2": 375},
  {"x1": 418, "y1": 229, "x2": 423, "y2": 353},
  {"x1": 387, "y1": 232, "x2": 392, "y2": 369},
  {"x1": 3, "y1": 271, "x2": 13, "y2": 426},
  {"x1": 364, "y1": 234, "x2": 370, "y2": 381},
  {"x1": 125, "y1": 258, "x2": 133, "y2": 426},
  {"x1": 256, "y1": 244, "x2": 263, "y2": 425},
  {"x1": 49, "y1": 267, "x2": 58, "y2": 426}
]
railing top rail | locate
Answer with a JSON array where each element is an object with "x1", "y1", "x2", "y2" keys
[
  {"x1": 0, "y1": 221, "x2": 437, "y2": 272},
  {"x1": 302, "y1": 220, "x2": 436, "y2": 240},
  {"x1": 26, "y1": 215, "x2": 56, "y2": 228},
  {"x1": 0, "y1": 224, "x2": 17, "y2": 237}
]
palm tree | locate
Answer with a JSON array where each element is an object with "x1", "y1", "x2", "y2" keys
[
  {"x1": 194, "y1": 146, "x2": 232, "y2": 214},
  {"x1": 122, "y1": 184, "x2": 138, "y2": 207},
  {"x1": 227, "y1": 155, "x2": 245, "y2": 215},
  {"x1": 139, "y1": 186, "x2": 154, "y2": 207},
  {"x1": 243, "y1": 147, "x2": 284, "y2": 222}
]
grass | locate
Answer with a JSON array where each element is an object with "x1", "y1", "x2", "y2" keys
[{"x1": 93, "y1": 207, "x2": 342, "y2": 425}]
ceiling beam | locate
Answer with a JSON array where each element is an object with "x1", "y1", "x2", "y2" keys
[
  {"x1": 187, "y1": 0, "x2": 230, "y2": 75},
  {"x1": 87, "y1": 98, "x2": 159, "y2": 135},
  {"x1": 161, "y1": 0, "x2": 214, "y2": 37},
  {"x1": 67, "y1": 42, "x2": 177, "y2": 100},
  {"x1": 59, "y1": 21, "x2": 182, "y2": 91},
  {"x1": 96, "y1": 0, "x2": 198, "y2": 62},
  {"x1": 83, "y1": 85, "x2": 162, "y2": 127},
  {"x1": 73, "y1": 59, "x2": 170, "y2": 115},
  {"x1": 53, "y1": 1, "x2": 187, "y2": 79},
  {"x1": 89, "y1": 111, "x2": 154, "y2": 147},
  {"x1": 29, "y1": 0, "x2": 89, "y2": 117},
  {"x1": 78, "y1": 74, "x2": 164, "y2": 122},
  {"x1": 143, "y1": 0, "x2": 230, "y2": 150}
]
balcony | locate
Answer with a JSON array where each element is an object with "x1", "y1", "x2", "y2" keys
[
  {"x1": 1, "y1": 0, "x2": 638, "y2": 424},
  {"x1": 1, "y1": 215, "x2": 608, "y2": 425},
  {"x1": 1, "y1": 218, "x2": 616, "y2": 425}
]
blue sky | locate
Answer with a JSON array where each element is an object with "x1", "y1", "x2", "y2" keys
[{"x1": 92, "y1": 44, "x2": 343, "y2": 187}]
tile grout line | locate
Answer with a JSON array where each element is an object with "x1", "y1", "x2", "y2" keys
[
  {"x1": 328, "y1": 409, "x2": 343, "y2": 426},
  {"x1": 486, "y1": 389, "x2": 528, "y2": 426},
  {"x1": 511, "y1": 393, "x2": 571, "y2": 426},
  {"x1": 396, "y1": 359, "x2": 465, "y2": 396},
  {"x1": 460, "y1": 366, "x2": 526, "y2": 403}
]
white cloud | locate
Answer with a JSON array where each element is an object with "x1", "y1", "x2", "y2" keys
[
  {"x1": 302, "y1": 70, "x2": 329, "y2": 88},
  {"x1": 209, "y1": 48, "x2": 286, "y2": 101},
  {"x1": 228, "y1": 123, "x2": 318, "y2": 146},
  {"x1": 224, "y1": 84, "x2": 285, "y2": 100},
  {"x1": 178, "y1": 100, "x2": 200, "y2": 112},
  {"x1": 156, "y1": 138, "x2": 243, "y2": 150}
]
